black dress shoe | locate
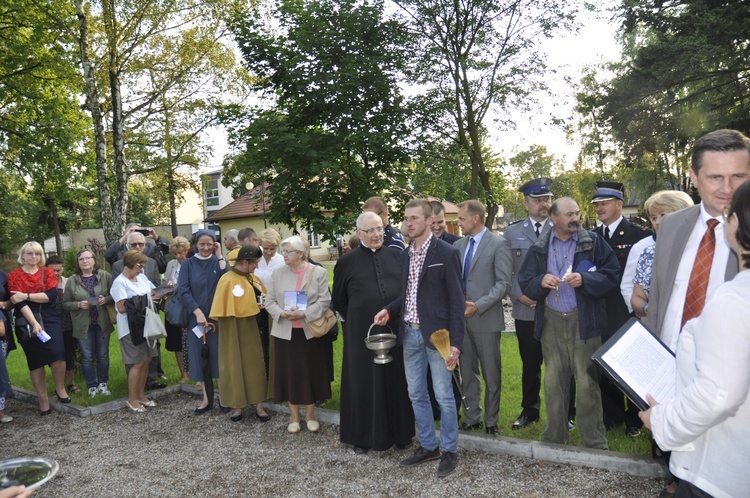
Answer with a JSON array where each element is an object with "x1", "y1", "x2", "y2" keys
[
  {"x1": 625, "y1": 426, "x2": 641, "y2": 437},
  {"x1": 230, "y1": 413, "x2": 243, "y2": 422},
  {"x1": 399, "y1": 446, "x2": 440, "y2": 467},
  {"x1": 353, "y1": 446, "x2": 369, "y2": 455},
  {"x1": 512, "y1": 414, "x2": 539, "y2": 430},
  {"x1": 256, "y1": 413, "x2": 271, "y2": 422},
  {"x1": 437, "y1": 451, "x2": 458, "y2": 478},
  {"x1": 219, "y1": 403, "x2": 231, "y2": 414},
  {"x1": 147, "y1": 382, "x2": 167, "y2": 391},
  {"x1": 55, "y1": 391, "x2": 71, "y2": 404},
  {"x1": 459, "y1": 422, "x2": 482, "y2": 431},
  {"x1": 485, "y1": 425, "x2": 499, "y2": 435},
  {"x1": 395, "y1": 442, "x2": 412, "y2": 450},
  {"x1": 40, "y1": 408, "x2": 52, "y2": 416},
  {"x1": 194, "y1": 405, "x2": 211, "y2": 416}
]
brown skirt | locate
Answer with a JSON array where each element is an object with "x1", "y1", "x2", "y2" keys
[{"x1": 273, "y1": 328, "x2": 331, "y2": 405}]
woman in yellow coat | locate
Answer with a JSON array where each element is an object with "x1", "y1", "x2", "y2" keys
[{"x1": 210, "y1": 245, "x2": 272, "y2": 422}]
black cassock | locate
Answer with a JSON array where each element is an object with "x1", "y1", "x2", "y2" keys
[{"x1": 332, "y1": 246, "x2": 415, "y2": 450}]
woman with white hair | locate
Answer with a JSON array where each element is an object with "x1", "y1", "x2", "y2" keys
[
  {"x1": 264, "y1": 235, "x2": 332, "y2": 433},
  {"x1": 8, "y1": 241, "x2": 69, "y2": 415}
]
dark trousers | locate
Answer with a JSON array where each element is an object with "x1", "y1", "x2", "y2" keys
[
  {"x1": 516, "y1": 320, "x2": 576, "y2": 420},
  {"x1": 515, "y1": 320, "x2": 542, "y2": 418},
  {"x1": 600, "y1": 324, "x2": 642, "y2": 430}
]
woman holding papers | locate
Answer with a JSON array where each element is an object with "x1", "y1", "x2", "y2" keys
[
  {"x1": 8, "y1": 242, "x2": 68, "y2": 415},
  {"x1": 264, "y1": 236, "x2": 331, "y2": 434},
  {"x1": 640, "y1": 180, "x2": 750, "y2": 498},
  {"x1": 179, "y1": 229, "x2": 227, "y2": 415}
]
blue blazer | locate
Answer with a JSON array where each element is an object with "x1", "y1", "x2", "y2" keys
[{"x1": 385, "y1": 236, "x2": 466, "y2": 351}]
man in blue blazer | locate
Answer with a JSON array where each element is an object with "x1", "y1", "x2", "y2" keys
[{"x1": 374, "y1": 199, "x2": 465, "y2": 478}]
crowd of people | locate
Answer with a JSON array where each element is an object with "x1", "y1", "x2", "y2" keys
[{"x1": 0, "y1": 129, "x2": 748, "y2": 494}]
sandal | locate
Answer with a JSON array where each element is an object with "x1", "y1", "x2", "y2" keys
[
  {"x1": 138, "y1": 399, "x2": 157, "y2": 407},
  {"x1": 67, "y1": 384, "x2": 81, "y2": 394},
  {"x1": 125, "y1": 401, "x2": 146, "y2": 413}
]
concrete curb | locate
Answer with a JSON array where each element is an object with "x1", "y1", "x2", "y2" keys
[{"x1": 11, "y1": 385, "x2": 668, "y2": 479}]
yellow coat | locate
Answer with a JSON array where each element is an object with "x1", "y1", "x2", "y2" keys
[{"x1": 209, "y1": 269, "x2": 266, "y2": 319}]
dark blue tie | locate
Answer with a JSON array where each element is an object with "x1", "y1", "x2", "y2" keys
[{"x1": 463, "y1": 237, "x2": 475, "y2": 292}]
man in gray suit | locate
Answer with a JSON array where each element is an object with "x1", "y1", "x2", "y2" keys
[
  {"x1": 503, "y1": 177, "x2": 554, "y2": 430},
  {"x1": 647, "y1": 129, "x2": 750, "y2": 351},
  {"x1": 454, "y1": 200, "x2": 512, "y2": 435}
]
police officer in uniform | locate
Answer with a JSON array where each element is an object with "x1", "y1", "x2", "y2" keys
[
  {"x1": 504, "y1": 178, "x2": 556, "y2": 429},
  {"x1": 591, "y1": 181, "x2": 651, "y2": 436}
]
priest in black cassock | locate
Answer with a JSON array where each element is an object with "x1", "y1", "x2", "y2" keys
[{"x1": 332, "y1": 211, "x2": 415, "y2": 454}]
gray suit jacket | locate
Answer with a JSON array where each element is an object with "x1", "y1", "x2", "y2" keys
[
  {"x1": 646, "y1": 205, "x2": 739, "y2": 338},
  {"x1": 503, "y1": 218, "x2": 552, "y2": 321},
  {"x1": 454, "y1": 230, "x2": 512, "y2": 332}
]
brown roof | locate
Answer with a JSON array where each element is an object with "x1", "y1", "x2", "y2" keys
[{"x1": 204, "y1": 183, "x2": 271, "y2": 222}]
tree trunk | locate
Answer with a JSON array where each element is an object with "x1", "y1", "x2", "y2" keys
[
  {"x1": 103, "y1": 0, "x2": 127, "y2": 240},
  {"x1": 74, "y1": 0, "x2": 117, "y2": 245},
  {"x1": 49, "y1": 197, "x2": 62, "y2": 255}
]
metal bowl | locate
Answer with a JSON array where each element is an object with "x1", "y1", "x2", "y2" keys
[
  {"x1": 364, "y1": 323, "x2": 397, "y2": 364},
  {"x1": 0, "y1": 457, "x2": 59, "y2": 492}
]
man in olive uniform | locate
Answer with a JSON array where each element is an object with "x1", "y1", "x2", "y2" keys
[{"x1": 591, "y1": 181, "x2": 651, "y2": 436}]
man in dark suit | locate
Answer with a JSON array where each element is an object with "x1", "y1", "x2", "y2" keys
[
  {"x1": 374, "y1": 199, "x2": 465, "y2": 478},
  {"x1": 454, "y1": 200, "x2": 511, "y2": 435},
  {"x1": 431, "y1": 200, "x2": 461, "y2": 244},
  {"x1": 426, "y1": 200, "x2": 462, "y2": 420},
  {"x1": 591, "y1": 181, "x2": 651, "y2": 436}
]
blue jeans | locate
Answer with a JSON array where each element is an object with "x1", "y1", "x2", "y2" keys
[
  {"x1": 77, "y1": 324, "x2": 110, "y2": 388},
  {"x1": 402, "y1": 323, "x2": 458, "y2": 453}
]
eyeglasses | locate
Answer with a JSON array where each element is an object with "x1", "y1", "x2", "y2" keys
[
  {"x1": 360, "y1": 226, "x2": 384, "y2": 235},
  {"x1": 129, "y1": 243, "x2": 145, "y2": 248},
  {"x1": 24, "y1": 252, "x2": 41, "y2": 257},
  {"x1": 136, "y1": 263, "x2": 144, "y2": 269},
  {"x1": 282, "y1": 250, "x2": 300, "y2": 255},
  {"x1": 78, "y1": 256, "x2": 94, "y2": 261}
]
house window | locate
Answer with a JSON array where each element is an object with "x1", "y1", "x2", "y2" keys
[
  {"x1": 307, "y1": 231, "x2": 320, "y2": 248},
  {"x1": 205, "y1": 178, "x2": 220, "y2": 207}
]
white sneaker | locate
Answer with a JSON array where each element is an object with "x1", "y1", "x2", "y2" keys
[
  {"x1": 97, "y1": 383, "x2": 111, "y2": 396},
  {"x1": 88, "y1": 387, "x2": 99, "y2": 397}
]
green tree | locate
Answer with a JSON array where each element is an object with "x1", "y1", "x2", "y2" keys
[
  {"x1": 224, "y1": 0, "x2": 412, "y2": 240},
  {"x1": 395, "y1": 0, "x2": 579, "y2": 228},
  {"x1": 0, "y1": 0, "x2": 94, "y2": 253},
  {"x1": 591, "y1": 0, "x2": 750, "y2": 193},
  {"x1": 74, "y1": 0, "x2": 247, "y2": 243}
]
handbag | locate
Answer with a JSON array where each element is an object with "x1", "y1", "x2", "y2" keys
[
  {"x1": 105, "y1": 304, "x2": 117, "y2": 324},
  {"x1": 143, "y1": 294, "x2": 167, "y2": 348},
  {"x1": 302, "y1": 267, "x2": 338, "y2": 338},
  {"x1": 14, "y1": 269, "x2": 45, "y2": 343},
  {"x1": 306, "y1": 309, "x2": 338, "y2": 338},
  {"x1": 165, "y1": 295, "x2": 190, "y2": 328}
]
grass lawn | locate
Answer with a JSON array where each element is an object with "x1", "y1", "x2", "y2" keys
[{"x1": 4, "y1": 266, "x2": 653, "y2": 457}]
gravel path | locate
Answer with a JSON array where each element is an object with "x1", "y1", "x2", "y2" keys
[{"x1": 3, "y1": 392, "x2": 665, "y2": 497}]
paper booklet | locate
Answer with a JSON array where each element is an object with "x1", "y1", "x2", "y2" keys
[{"x1": 592, "y1": 317, "x2": 675, "y2": 411}]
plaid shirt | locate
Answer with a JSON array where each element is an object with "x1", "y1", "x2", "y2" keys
[{"x1": 404, "y1": 234, "x2": 433, "y2": 323}]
